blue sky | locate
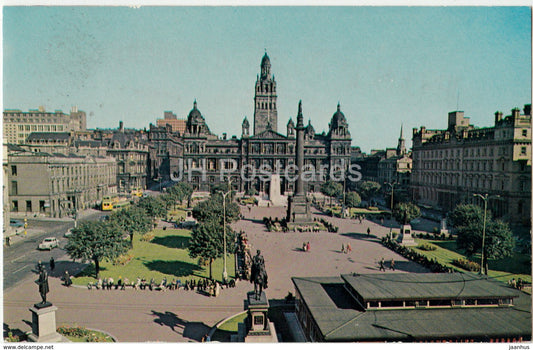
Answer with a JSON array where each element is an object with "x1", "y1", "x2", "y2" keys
[{"x1": 3, "y1": 6, "x2": 531, "y2": 152}]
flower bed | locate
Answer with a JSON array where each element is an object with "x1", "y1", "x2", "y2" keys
[
  {"x1": 452, "y1": 258, "x2": 480, "y2": 272},
  {"x1": 418, "y1": 243, "x2": 437, "y2": 251},
  {"x1": 57, "y1": 325, "x2": 114, "y2": 342}
]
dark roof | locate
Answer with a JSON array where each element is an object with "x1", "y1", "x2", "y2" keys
[
  {"x1": 27, "y1": 132, "x2": 70, "y2": 141},
  {"x1": 251, "y1": 129, "x2": 288, "y2": 140},
  {"x1": 7, "y1": 144, "x2": 27, "y2": 152},
  {"x1": 342, "y1": 273, "x2": 519, "y2": 301},
  {"x1": 292, "y1": 274, "x2": 531, "y2": 341},
  {"x1": 73, "y1": 140, "x2": 104, "y2": 147}
]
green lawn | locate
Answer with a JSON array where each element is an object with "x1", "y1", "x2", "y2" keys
[
  {"x1": 72, "y1": 227, "x2": 236, "y2": 285},
  {"x1": 413, "y1": 238, "x2": 531, "y2": 284}
]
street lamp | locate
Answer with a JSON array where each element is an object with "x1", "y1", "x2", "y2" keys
[
  {"x1": 385, "y1": 182, "x2": 397, "y2": 238},
  {"x1": 473, "y1": 193, "x2": 499, "y2": 275},
  {"x1": 218, "y1": 177, "x2": 233, "y2": 283}
]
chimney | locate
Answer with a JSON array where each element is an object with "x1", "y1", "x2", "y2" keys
[
  {"x1": 119, "y1": 121, "x2": 124, "y2": 132},
  {"x1": 512, "y1": 108, "x2": 520, "y2": 119},
  {"x1": 495, "y1": 111, "x2": 503, "y2": 124},
  {"x1": 524, "y1": 104, "x2": 531, "y2": 116}
]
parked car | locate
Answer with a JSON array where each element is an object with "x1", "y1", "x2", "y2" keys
[
  {"x1": 9, "y1": 219, "x2": 24, "y2": 228},
  {"x1": 38, "y1": 237, "x2": 59, "y2": 250}
]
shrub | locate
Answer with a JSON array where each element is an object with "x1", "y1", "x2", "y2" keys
[
  {"x1": 57, "y1": 325, "x2": 113, "y2": 342},
  {"x1": 4, "y1": 332, "x2": 22, "y2": 342},
  {"x1": 141, "y1": 232, "x2": 155, "y2": 242},
  {"x1": 112, "y1": 253, "x2": 134, "y2": 266},
  {"x1": 452, "y1": 258, "x2": 480, "y2": 272},
  {"x1": 418, "y1": 243, "x2": 437, "y2": 251}
]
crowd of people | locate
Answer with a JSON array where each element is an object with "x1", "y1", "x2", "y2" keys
[
  {"x1": 508, "y1": 277, "x2": 527, "y2": 291},
  {"x1": 86, "y1": 276, "x2": 236, "y2": 296}
]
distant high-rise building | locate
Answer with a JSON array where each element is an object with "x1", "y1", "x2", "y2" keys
[
  {"x1": 3, "y1": 106, "x2": 86, "y2": 144},
  {"x1": 156, "y1": 111, "x2": 186, "y2": 134}
]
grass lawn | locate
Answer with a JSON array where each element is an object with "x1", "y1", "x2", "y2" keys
[
  {"x1": 72, "y1": 227, "x2": 236, "y2": 285},
  {"x1": 414, "y1": 238, "x2": 531, "y2": 284}
]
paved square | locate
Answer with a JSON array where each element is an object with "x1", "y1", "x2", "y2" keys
[{"x1": 3, "y1": 205, "x2": 427, "y2": 342}]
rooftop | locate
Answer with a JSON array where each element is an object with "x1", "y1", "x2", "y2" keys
[
  {"x1": 342, "y1": 273, "x2": 519, "y2": 302},
  {"x1": 292, "y1": 273, "x2": 531, "y2": 341}
]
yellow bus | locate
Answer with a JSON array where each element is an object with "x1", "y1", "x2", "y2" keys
[
  {"x1": 130, "y1": 188, "x2": 143, "y2": 197},
  {"x1": 101, "y1": 195, "x2": 117, "y2": 211}
]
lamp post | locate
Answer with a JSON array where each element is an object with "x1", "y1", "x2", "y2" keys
[
  {"x1": 473, "y1": 193, "x2": 499, "y2": 275},
  {"x1": 385, "y1": 182, "x2": 397, "y2": 238},
  {"x1": 218, "y1": 177, "x2": 233, "y2": 283}
]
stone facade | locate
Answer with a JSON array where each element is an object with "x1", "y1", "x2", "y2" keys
[
  {"x1": 7, "y1": 148, "x2": 117, "y2": 218},
  {"x1": 3, "y1": 106, "x2": 86, "y2": 144},
  {"x1": 150, "y1": 54, "x2": 352, "y2": 194},
  {"x1": 254, "y1": 53, "x2": 278, "y2": 135},
  {"x1": 411, "y1": 105, "x2": 531, "y2": 225}
]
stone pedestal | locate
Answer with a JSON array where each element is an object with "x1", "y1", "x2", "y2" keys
[
  {"x1": 440, "y1": 218, "x2": 449, "y2": 235},
  {"x1": 269, "y1": 174, "x2": 284, "y2": 206},
  {"x1": 397, "y1": 224, "x2": 416, "y2": 246},
  {"x1": 242, "y1": 291, "x2": 277, "y2": 342},
  {"x1": 287, "y1": 194, "x2": 313, "y2": 226},
  {"x1": 27, "y1": 305, "x2": 65, "y2": 342}
]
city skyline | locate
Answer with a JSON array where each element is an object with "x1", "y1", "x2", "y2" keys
[{"x1": 3, "y1": 6, "x2": 531, "y2": 153}]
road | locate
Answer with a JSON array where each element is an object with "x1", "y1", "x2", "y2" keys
[{"x1": 3, "y1": 211, "x2": 105, "y2": 290}]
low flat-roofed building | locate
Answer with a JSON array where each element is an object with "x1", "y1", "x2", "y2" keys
[{"x1": 292, "y1": 273, "x2": 531, "y2": 342}]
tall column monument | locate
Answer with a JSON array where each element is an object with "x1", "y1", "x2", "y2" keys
[{"x1": 287, "y1": 101, "x2": 313, "y2": 225}]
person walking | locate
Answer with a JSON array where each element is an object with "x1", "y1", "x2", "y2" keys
[
  {"x1": 390, "y1": 258, "x2": 395, "y2": 271},
  {"x1": 341, "y1": 244, "x2": 345, "y2": 254},
  {"x1": 49, "y1": 257, "x2": 55, "y2": 271},
  {"x1": 379, "y1": 258, "x2": 386, "y2": 272},
  {"x1": 347, "y1": 243, "x2": 352, "y2": 253},
  {"x1": 306, "y1": 242, "x2": 310, "y2": 252},
  {"x1": 64, "y1": 270, "x2": 72, "y2": 287},
  {"x1": 367, "y1": 227, "x2": 371, "y2": 237}
]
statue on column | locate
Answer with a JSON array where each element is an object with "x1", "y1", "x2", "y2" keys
[{"x1": 250, "y1": 250, "x2": 268, "y2": 300}]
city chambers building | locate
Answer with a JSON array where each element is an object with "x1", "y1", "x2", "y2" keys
[{"x1": 148, "y1": 53, "x2": 352, "y2": 194}]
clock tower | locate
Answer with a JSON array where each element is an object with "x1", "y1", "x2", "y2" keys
[{"x1": 253, "y1": 52, "x2": 278, "y2": 135}]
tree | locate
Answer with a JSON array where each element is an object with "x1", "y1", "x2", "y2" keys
[
  {"x1": 109, "y1": 206, "x2": 152, "y2": 247},
  {"x1": 358, "y1": 181, "x2": 381, "y2": 201},
  {"x1": 320, "y1": 180, "x2": 343, "y2": 207},
  {"x1": 210, "y1": 183, "x2": 232, "y2": 195},
  {"x1": 392, "y1": 202, "x2": 421, "y2": 225},
  {"x1": 448, "y1": 204, "x2": 486, "y2": 230},
  {"x1": 65, "y1": 221, "x2": 128, "y2": 279},
  {"x1": 192, "y1": 193, "x2": 240, "y2": 225},
  {"x1": 344, "y1": 191, "x2": 362, "y2": 208},
  {"x1": 167, "y1": 182, "x2": 193, "y2": 208},
  {"x1": 245, "y1": 187, "x2": 258, "y2": 196},
  {"x1": 456, "y1": 217, "x2": 515, "y2": 275},
  {"x1": 188, "y1": 219, "x2": 235, "y2": 280},
  {"x1": 137, "y1": 196, "x2": 167, "y2": 219}
]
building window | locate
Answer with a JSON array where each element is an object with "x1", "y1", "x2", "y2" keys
[
  {"x1": 26, "y1": 200, "x2": 32, "y2": 212},
  {"x1": 522, "y1": 129, "x2": 528, "y2": 137},
  {"x1": 10, "y1": 181, "x2": 18, "y2": 195},
  {"x1": 521, "y1": 147, "x2": 527, "y2": 155},
  {"x1": 11, "y1": 165, "x2": 17, "y2": 176},
  {"x1": 12, "y1": 200, "x2": 18, "y2": 212}
]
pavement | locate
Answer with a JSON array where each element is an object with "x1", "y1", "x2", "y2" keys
[{"x1": 3, "y1": 205, "x2": 429, "y2": 342}]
